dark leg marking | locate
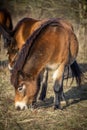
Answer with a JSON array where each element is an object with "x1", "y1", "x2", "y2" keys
[{"x1": 39, "y1": 69, "x2": 48, "y2": 100}]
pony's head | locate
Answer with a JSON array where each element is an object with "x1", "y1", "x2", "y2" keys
[
  {"x1": 14, "y1": 72, "x2": 38, "y2": 110},
  {"x1": 0, "y1": 24, "x2": 15, "y2": 48},
  {"x1": 0, "y1": 24, "x2": 18, "y2": 70}
]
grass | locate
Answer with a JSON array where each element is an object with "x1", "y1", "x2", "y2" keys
[{"x1": 0, "y1": 66, "x2": 87, "y2": 130}]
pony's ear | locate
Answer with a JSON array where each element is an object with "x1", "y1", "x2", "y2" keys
[
  {"x1": 18, "y1": 71, "x2": 34, "y2": 81},
  {"x1": 18, "y1": 71, "x2": 25, "y2": 81}
]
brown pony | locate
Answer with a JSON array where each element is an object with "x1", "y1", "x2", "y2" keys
[
  {"x1": 0, "y1": 17, "x2": 73, "y2": 69},
  {"x1": 0, "y1": 8, "x2": 13, "y2": 49},
  {"x1": 10, "y1": 19, "x2": 83, "y2": 110},
  {"x1": 0, "y1": 17, "x2": 74, "y2": 101}
]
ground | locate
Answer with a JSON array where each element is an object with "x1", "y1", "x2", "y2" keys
[{"x1": 0, "y1": 64, "x2": 87, "y2": 130}]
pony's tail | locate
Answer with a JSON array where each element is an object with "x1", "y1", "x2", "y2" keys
[{"x1": 70, "y1": 60, "x2": 83, "y2": 86}]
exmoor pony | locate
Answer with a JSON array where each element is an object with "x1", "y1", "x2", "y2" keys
[{"x1": 10, "y1": 19, "x2": 83, "y2": 110}]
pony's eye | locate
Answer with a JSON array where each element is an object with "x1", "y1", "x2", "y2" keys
[
  {"x1": 18, "y1": 86, "x2": 23, "y2": 92},
  {"x1": 18, "y1": 84, "x2": 26, "y2": 93}
]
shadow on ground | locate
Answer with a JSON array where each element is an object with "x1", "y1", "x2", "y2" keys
[{"x1": 35, "y1": 83, "x2": 87, "y2": 109}]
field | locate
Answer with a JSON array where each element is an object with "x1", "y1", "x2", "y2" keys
[{"x1": 0, "y1": 64, "x2": 87, "y2": 130}]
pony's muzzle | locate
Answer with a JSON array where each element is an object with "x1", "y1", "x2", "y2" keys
[{"x1": 15, "y1": 101, "x2": 28, "y2": 110}]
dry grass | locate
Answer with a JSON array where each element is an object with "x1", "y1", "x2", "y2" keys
[{"x1": 0, "y1": 66, "x2": 87, "y2": 130}]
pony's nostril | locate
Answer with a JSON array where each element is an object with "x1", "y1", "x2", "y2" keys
[
  {"x1": 16, "y1": 106, "x2": 21, "y2": 111},
  {"x1": 16, "y1": 105, "x2": 28, "y2": 110}
]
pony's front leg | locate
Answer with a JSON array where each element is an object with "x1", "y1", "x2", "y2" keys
[
  {"x1": 32, "y1": 69, "x2": 48, "y2": 108},
  {"x1": 53, "y1": 64, "x2": 65, "y2": 110},
  {"x1": 39, "y1": 68, "x2": 48, "y2": 101},
  {"x1": 33, "y1": 68, "x2": 48, "y2": 104}
]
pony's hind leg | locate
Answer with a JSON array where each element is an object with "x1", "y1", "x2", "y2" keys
[{"x1": 53, "y1": 64, "x2": 65, "y2": 109}]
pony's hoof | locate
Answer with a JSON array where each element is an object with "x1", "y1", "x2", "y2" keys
[
  {"x1": 39, "y1": 96, "x2": 45, "y2": 101},
  {"x1": 54, "y1": 105, "x2": 61, "y2": 110}
]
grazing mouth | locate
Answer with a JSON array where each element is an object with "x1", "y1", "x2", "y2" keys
[{"x1": 15, "y1": 101, "x2": 28, "y2": 110}]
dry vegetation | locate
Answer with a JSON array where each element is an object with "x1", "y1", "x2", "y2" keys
[
  {"x1": 0, "y1": 67, "x2": 87, "y2": 130},
  {"x1": 0, "y1": 0, "x2": 87, "y2": 130}
]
